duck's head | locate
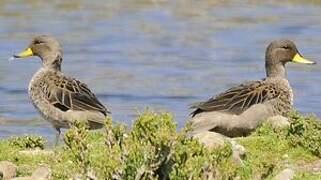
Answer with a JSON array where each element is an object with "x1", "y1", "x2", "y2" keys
[
  {"x1": 265, "y1": 39, "x2": 316, "y2": 77},
  {"x1": 12, "y1": 35, "x2": 63, "y2": 70}
]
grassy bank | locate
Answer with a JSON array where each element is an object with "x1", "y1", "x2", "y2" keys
[{"x1": 0, "y1": 111, "x2": 321, "y2": 179}]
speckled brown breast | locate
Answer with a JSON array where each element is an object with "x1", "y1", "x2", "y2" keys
[
  {"x1": 265, "y1": 77, "x2": 293, "y2": 116},
  {"x1": 28, "y1": 68, "x2": 70, "y2": 129}
]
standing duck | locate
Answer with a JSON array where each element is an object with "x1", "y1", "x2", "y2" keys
[
  {"x1": 189, "y1": 39, "x2": 316, "y2": 137},
  {"x1": 12, "y1": 35, "x2": 110, "y2": 143}
]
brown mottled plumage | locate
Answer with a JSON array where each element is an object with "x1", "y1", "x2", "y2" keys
[
  {"x1": 191, "y1": 79, "x2": 292, "y2": 117},
  {"x1": 190, "y1": 39, "x2": 315, "y2": 137}
]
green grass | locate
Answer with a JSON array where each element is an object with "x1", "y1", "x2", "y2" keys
[{"x1": 0, "y1": 110, "x2": 320, "y2": 179}]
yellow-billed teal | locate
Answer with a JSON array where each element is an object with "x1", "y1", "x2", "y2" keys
[
  {"x1": 189, "y1": 39, "x2": 316, "y2": 137},
  {"x1": 12, "y1": 35, "x2": 110, "y2": 143}
]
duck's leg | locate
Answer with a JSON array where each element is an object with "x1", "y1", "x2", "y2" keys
[{"x1": 55, "y1": 128, "x2": 61, "y2": 146}]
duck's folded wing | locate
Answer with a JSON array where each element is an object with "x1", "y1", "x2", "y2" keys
[
  {"x1": 190, "y1": 80, "x2": 279, "y2": 117},
  {"x1": 42, "y1": 75, "x2": 110, "y2": 116}
]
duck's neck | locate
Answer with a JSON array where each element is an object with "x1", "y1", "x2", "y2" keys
[
  {"x1": 41, "y1": 55, "x2": 62, "y2": 72},
  {"x1": 265, "y1": 60, "x2": 287, "y2": 78}
]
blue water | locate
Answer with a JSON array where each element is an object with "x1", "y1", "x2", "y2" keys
[{"x1": 0, "y1": 1, "x2": 320, "y2": 140}]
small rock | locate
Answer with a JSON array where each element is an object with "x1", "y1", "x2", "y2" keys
[
  {"x1": 266, "y1": 115, "x2": 290, "y2": 129},
  {"x1": 193, "y1": 131, "x2": 226, "y2": 149},
  {"x1": 192, "y1": 131, "x2": 246, "y2": 164},
  {"x1": 274, "y1": 168, "x2": 294, "y2": 180},
  {"x1": 0, "y1": 161, "x2": 17, "y2": 180},
  {"x1": 31, "y1": 166, "x2": 51, "y2": 179},
  {"x1": 230, "y1": 140, "x2": 246, "y2": 164}
]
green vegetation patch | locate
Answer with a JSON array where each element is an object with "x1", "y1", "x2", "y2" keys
[
  {"x1": 60, "y1": 111, "x2": 235, "y2": 179},
  {"x1": 8, "y1": 135, "x2": 46, "y2": 149},
  {"x1": 0, "y1": 111, "x2": 321, "y2": 179},
  {"x1": 288, "y1": 112, "x2": 321, "y2": 157}
]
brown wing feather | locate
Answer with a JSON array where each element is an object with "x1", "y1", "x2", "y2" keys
[
  {"x1": 42, "y1": 72, "x2": 110, "y2": 115},
  {"x1": 190, "y1": 80, "x2": 279, "y2": 117}
]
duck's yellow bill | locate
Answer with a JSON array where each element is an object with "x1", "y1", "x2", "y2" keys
[
  {"x1": 292, "y1": 53, "x2": 315, "y2": 64},
  {"x1": 13, "y1": 48, "x2": 33, "y2": 58}
]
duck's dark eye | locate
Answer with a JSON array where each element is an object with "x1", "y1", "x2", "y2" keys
[
  {"x1": 34, "y1": 40, "x2": 43, "y2": 45},
  {"x1": 282, "y1": 46, "x2": 290, "y2": 50}
]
